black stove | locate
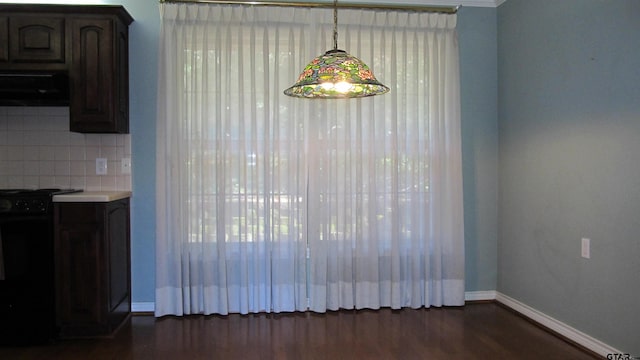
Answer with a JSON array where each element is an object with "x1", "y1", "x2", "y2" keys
[
  {"x1": 0, "y1": 188, "x2": 81, "y2": 345},
  {"x1": 0, "y1": 188, "x2": 82, "y2": 214}
]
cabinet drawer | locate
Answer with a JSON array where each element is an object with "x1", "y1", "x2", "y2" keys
[{"x1": 56, "y1": 203, "x2": 101, "y2": 224}]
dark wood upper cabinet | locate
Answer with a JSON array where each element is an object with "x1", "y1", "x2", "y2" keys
[
  {"x1": 0, "y1": 11, "x2": 67, "y2": 69},
  {"x1": 10, "y1": 16, "x2": 66, "y2": 65},
  {"x1": 0, "y1": 5, "x2": 133, "y2": 133},
  {"x1": 69, "y1": 15, "x2": 130, "y2": 133}
]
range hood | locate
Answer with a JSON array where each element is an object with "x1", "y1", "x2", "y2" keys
[{"x1": 0, "y1": 72, "x2": 70, "y2": 106}]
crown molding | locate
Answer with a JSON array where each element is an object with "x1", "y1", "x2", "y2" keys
[
  {"x1": 304, "y1": 0, "x2": 507, "y2": 8},
  {"x1": 152, "y1": 0, "x2": 507, "y2": 9},
  {"x1": 326, "y1": 0, "x2": 506, "y2": 8},
  {"x1": 456, "y1": 0, "x2": 501, "y2": 7}
]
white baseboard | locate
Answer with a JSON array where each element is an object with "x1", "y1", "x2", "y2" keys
[
  {"x1": 132, "y1": 302, "x2": 155, "y2": 313},
  {"x1": 496, "y1": 292, "x2": 620, "y2": 357},
  {"x1": 464, "y1": 290, "x2": 497, "y2": 302},
  {"x1": 136, "y1": 293, "x2": 497, "y2": 313}
]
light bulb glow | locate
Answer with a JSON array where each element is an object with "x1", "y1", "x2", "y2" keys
[
  {"x1": 334, "y1": 81, "x2": 352, "y2": 93},
  {"x1": 320, "y1": 83, "x2": 334, "y2": 90}
]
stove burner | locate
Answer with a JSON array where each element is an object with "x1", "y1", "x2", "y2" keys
[
  {"x1": 0, "y1": 189, "x2": 32, "y2": 195},
  {"x1": 0, "y1": 189, "x2": 81, "y2": 196},
  {"x1": 0, "y1": 189, "x2": 82, "y2": 214}
]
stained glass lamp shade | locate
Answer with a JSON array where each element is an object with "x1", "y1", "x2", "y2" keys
[
  {"x1": 284, "y1": 49, "x2": 389, "y2": 99},
  {"x1": 284, "y1": 0, "x2": 389, "y2": 99}
]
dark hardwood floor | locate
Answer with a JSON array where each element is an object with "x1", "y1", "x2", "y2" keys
[{"x1": 0, "y1": 303, "x2": 600, "y2": 359}]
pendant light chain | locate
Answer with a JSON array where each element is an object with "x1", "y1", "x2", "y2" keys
[{"x1": 333, "y1": 0, "x2": 338, "y2": 51}]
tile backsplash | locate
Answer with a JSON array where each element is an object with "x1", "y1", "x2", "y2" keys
[{"x1": 0, "y1": 106, "x2": 131, "y2": 191}]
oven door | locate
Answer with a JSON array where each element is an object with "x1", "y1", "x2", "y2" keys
[{"x1": 0, "y1": 215, "x2": 57, "y2": 345}]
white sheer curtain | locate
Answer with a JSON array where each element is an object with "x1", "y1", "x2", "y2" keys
[{"x1": 156, "y1": 3, "x2": 464, "y2": 317}]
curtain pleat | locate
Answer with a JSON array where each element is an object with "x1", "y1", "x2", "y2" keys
[{"x1": 156, "y1": 3, "x2": 464, "y2": 317}]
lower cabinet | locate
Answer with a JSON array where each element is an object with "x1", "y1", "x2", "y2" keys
[{"x1": 54, "y1": 198, "x2": 130, "y2": 338}]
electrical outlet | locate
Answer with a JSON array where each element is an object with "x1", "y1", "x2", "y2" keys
[
  {"x1": 96, "y1": 158, "x2": 108, "y2": 175},
  {"x1": 121, "y1": 158, "x2": 131, "y2": 174},
  {"x1": 581, "y1": 238, "x2": 590, "y2": 259}
]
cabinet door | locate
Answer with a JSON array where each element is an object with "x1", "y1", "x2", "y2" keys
[
  {"x1": 54, "y1": 200, "x2": 131, "y2": 338},
  {"x1": 9, "y1": 16, "x2": 65, "y2": 64},
  {"x1": 107, "y1": 200, "x2": 130, "y2": 317},
  {"x1": 56, "y1": 226, "x2": 108, "y2": 335},
  {"x1": 70, "y1": 17, "x2": 128, "y2": 133},
  {"x1": 0, "y1": 17, "x2": 8, "y2": 62},
  {"x1": 55, "y1": 203, "x2": 108, "y2": 337}
]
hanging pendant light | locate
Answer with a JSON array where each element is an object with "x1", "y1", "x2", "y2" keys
[{"x1": 284, "y1": 0, "x2": 389, "y2": 99}]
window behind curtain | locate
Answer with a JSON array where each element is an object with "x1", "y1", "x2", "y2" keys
[{"x1": 156, "y1": 3, "x2": 464, "y2": 317}]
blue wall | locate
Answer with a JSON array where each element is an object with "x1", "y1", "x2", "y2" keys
[
  {"x1": 103, "y1": 0, "x2": 160, "y2": 305},
  {"x1": 109, "y1": 0, "x2": 500, "y2": 304},
  {"x1": 458, "y1": 6, "x2": 499, "y2": 292},
  {"x1": 498, "y1": 0, "x2": 640, "y2": 354}
]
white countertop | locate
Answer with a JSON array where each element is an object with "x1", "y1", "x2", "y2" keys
[{"x1": 53, "y1": 191, "x2": 132, "y2": 203}]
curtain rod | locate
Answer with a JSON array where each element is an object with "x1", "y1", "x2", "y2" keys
[{"x1": 158, "y1": 0, "x2": 460, "y2": 14}]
